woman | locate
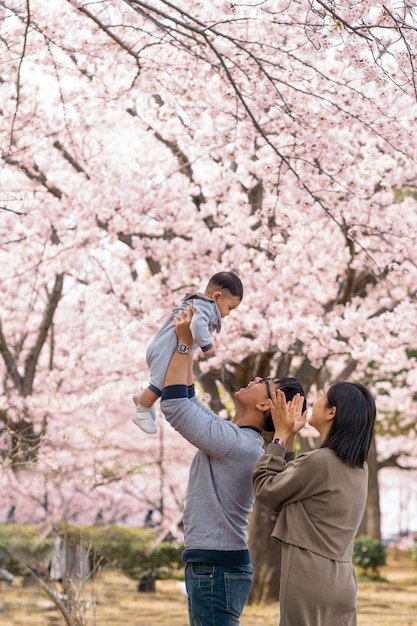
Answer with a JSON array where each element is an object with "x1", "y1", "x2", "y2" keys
[{"x1": 252, "y1": 381, "x2": 376, "y2": 626}]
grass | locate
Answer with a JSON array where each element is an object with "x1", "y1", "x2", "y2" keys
[{"x1": 0, "y1": 548, "x2": 415, "y2": 625}]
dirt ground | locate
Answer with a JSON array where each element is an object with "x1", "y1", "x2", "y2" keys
[{"x1": 0, "y1": 548, "x2": 416, "y2": 625}]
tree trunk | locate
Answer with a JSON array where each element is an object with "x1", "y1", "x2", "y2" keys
[
  {"x1": 247, "y1": 502, "x2": 281, "y2": 604},
  {"x1": 358, "y1": 436, "x2": 381, "y2": 538}
]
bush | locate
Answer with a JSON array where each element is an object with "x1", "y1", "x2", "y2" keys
[
  {"x1": 73, "y1": 524, "x2": 184, "y2": 581},
  {"x1": 0, "y1": 524, "x2": 55, "y2": 576},
  {"x1": 412, "y1": 539, "x2": 417, "y2": 568},
  {"x1": 0, "y1": 523, "x2": 184, "y2": 582},
  {"x1": 353, "y1": 535, "x2": 386, "y2": 578}
]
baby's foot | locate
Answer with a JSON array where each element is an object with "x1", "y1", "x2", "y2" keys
[{"x1": 132, "y1": 405, "x2": 157, "y2": 434}]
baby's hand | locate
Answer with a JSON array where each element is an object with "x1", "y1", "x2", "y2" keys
[{"x1": 202, "y1": 347, "x2": 215, "y2": 357}]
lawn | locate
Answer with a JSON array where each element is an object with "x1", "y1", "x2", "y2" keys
[{"x1": 0, "y1": 548, "x2": 415, "y2": 625}]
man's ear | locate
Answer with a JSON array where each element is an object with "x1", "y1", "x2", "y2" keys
[{"x1": 256, "y1": 400, "x2": 270, "y2": 413}]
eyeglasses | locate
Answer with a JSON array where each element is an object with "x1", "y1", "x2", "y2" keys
[{"x1": 260, "y1": 377, "x2": 274, "y2": 401}]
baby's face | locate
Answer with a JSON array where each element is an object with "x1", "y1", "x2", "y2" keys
[{"x1": 216, "y1": 293, "x2": 241, "y2": 318}]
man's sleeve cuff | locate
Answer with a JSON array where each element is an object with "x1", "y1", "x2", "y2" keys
[{"x1": 161, "y1": 384, "x2": 189, "y2": 400}]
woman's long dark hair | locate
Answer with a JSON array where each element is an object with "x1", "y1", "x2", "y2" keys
[{"x1": 321, "y1": 381, "x2": 376, "y2": 468}]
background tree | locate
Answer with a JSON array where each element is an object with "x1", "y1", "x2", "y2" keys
[{"x1": 1, "y1": 0, "x2": 417, "y2": 602}]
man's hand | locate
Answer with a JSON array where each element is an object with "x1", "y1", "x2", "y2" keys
[{"x1": 173, "y1": 304, "x2": 195, "y2": 348}]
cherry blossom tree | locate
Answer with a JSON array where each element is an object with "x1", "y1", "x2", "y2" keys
[{"x1": 1, "y1": 0, "x2": 417, "y2": 602}]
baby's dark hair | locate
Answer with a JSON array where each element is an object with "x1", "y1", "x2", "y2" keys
[{"x1": 207, "y1": 271, "x2": 243, "y2": 300}]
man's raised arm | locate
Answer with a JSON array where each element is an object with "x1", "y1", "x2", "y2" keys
[{"x1": 163, "y1": 305, "x2": 194, "y2": 388}]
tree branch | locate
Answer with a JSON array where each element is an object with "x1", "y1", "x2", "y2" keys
[
  {"x1": 23, "y1": 274, "x2": 65, "y2": 396},
  {"x1": 0, "y1": 545, "x2": 75, "y2": 626}
]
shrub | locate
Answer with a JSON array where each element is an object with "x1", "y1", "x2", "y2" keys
[
  {"x1": 0, "y1": 523, "x2": 184, "y2": 582},
  {"x1": 353, "y1": 535, "x2": 386, "y2": 578},
  {"x1": 73, "y1": 524, "x2": 184, "y2": 581},
  {"x1": 0, "y1": 524, "x2": 55, "y2": 575}
]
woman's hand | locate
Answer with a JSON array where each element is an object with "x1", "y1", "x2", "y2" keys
[
  {"x1": 291, "y1": 393, "x2": 307, "y2": 435},
  {"x1": 269, "y1": 390, "x2": 307, "y2": 443}
]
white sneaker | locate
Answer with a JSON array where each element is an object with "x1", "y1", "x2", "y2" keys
[{"x1": 132, "y1": 406, "x2": 157, "y2": 434}]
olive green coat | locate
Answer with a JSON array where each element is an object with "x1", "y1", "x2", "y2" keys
[{"x1": 253, "y1": 444, "x2": 368, "y2": 626}]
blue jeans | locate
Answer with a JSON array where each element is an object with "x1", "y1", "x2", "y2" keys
[{"x1": 185, "y1": 562, "x2": 254, "y2": 626}]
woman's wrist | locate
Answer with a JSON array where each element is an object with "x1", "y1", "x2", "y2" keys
[{"x1": 273, "y1": 431, "x2": 290, "y2": 442}]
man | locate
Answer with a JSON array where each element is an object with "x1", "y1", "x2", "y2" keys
[{"x1": 160, "y1": 306, "x2": 305, "y2": 625}]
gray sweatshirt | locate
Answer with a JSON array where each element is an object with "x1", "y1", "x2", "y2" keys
[{"x1": 160, "y1": 387, "x2": 265, "y2": 564}]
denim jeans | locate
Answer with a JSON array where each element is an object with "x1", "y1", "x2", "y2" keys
[{"x1": 185, "y1": 562, "x2": 254, "y2": 626}]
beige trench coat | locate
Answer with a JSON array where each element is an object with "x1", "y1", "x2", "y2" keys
[{"x1": 253, "y1": 445, "x2": 368, "y2": 626}]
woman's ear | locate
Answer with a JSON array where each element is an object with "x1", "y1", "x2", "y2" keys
[{"x1": 326, "y1": 405, "x2": 336, "y2": 422}]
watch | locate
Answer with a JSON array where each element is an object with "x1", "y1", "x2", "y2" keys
[
  {"x1": 177, "y1": 343, "x2": 191, "y2": 354},
  {"x1": 273, "y1": 438, "x2": 285, "y2": 446}
]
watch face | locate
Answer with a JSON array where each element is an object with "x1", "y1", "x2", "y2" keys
[{"x1": 178, "y1": 344, "x2": 189, "y2": 353}]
